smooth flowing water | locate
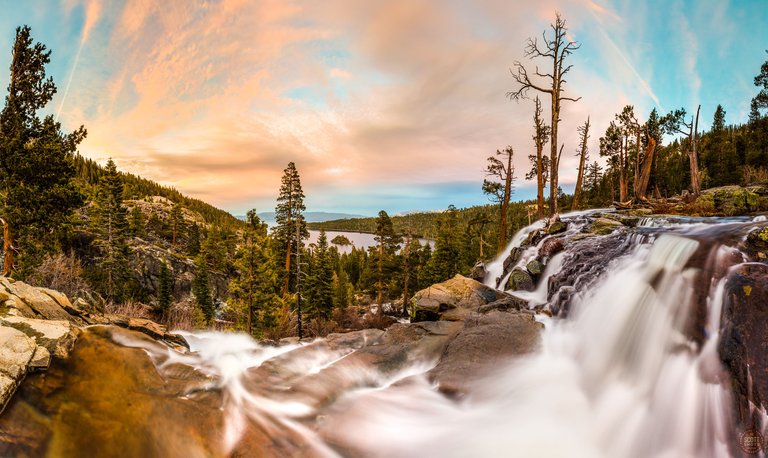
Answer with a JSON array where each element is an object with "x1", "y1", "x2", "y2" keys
[{"x1": 2, "y1": 212, "x2": 764, "y2": 457}]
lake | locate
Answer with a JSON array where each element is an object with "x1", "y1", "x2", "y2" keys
[{"x1": 306, "y1": 230, "x2": 434, "y2": 254}]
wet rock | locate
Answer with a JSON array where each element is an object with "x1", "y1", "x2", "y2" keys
[
  {"x1": 523, "y1": 229, "x2": 547, "y2": 248},
  {"x1": 526, "y1": 259, "x2": 543, "y2": 277},
  {"x1": 127, "y1": 318, "x2": 166, "y2": 340},
  {"x1": 0, "y1": 315, "x2": 78, "y2": 359},
  {"x1": 502, "y1": 247, "x2": 523, "y2": 273},
  {"x1": 743, "y1": 225, "x2": 768, "y2": 262},
  {"x1": 602, "y1": 212, "x2": 640, "y2": 227},
  {"x1": 411, "y1": 275, "x2": 508, "y2": 322},
  {"x1": 469, "y1": 262, "x2": 487, "y2": 282},
  {"x1": 588, "y1": 217, "x2": 623, "y2": 235},
  {"x1": 547, "y1": 221, "x2": 567, "y2": 235},
  {"x1": 539, "y1": 237, "x2": 565, "y2": 258},
  {"x1": 718, "y1": 263, "x2": 768, "y2": 431},
  {"x1": 429, "y1": 311, "x2": 543, "y2": 396},
  {"x1": 477, "y1": 295, "x2": 527, "y2": 313},
  {"x1": 548, "y1": 232, "x2": 634, "y2": 316},
  {"x1": 506, "y1": 267, "x2": 534, "y2": 292}
]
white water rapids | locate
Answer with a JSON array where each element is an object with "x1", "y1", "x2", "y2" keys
[{"x1": 117, "y1": 214, "x2": 748, "y2": 457}]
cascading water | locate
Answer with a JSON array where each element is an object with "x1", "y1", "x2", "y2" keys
[{"x1": 3, "y1": 212, "x2": 764, "y2": 457}]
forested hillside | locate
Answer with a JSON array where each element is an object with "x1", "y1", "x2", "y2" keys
[{"x1": 74, "y1": 155, "x2": 244, "y2": 230}]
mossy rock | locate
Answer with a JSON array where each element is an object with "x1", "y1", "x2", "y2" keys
[
  {"x1": 589, "y1": 217, "x2": 622, "y2": 235},
  {"x1": 506, "y1": 268, "x2": 534, "y2": 292},
  {"x1": 547, "y1": 221, "x2": 567, "y2": 235},
  {"x1": 526, "y1": 260, "x2": 543, "y2": 277}
]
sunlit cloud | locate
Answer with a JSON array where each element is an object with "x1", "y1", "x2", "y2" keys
[{"x1": 0, "y1": 0, "x2": 761, "y2": 215}]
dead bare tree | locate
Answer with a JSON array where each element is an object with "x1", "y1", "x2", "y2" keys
[
  {"x1": 571, "y1": 117, "x2": 590, "y2": 210},
  {"x1": 662, "y1": 105, "x2": 702, "y2": 196},
  {"x1": 532, "y1": 96, "x2": 550, "y2": 218},
  {"x1": 508, "y1": 12, "x2": 581, "y2": 216}
]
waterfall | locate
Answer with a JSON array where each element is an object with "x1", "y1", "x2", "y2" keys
[{"x1": 47, "y1": 213, "x2": 756, "y2": 457}]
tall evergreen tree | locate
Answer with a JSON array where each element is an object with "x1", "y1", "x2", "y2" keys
[
  {"x1": 92, "y1": 159, "x2": 130, "y2": 302},
  {"x1": 273, "y1": 162, "x2": 308, "y2": 296},
  {"x1": 193, "y1": 254, "x2": 215, "y2": 326},
  {"x1": 157, "y1": 261, "x2": 173, "y2": 319},
  {"x1": 424, "y1": 205, "x2": 461, "y2": 284},
  {"x1": 371, "y1": 210, "x2": 401, "y2": 306},
  {"x1": 306, "y1": 229, "x2": 334, "y2": 320},
  {"x1": 186, "y1": 223, "x2": 201, "y2": 256},
  {"x1": 0, "y1": 25, "x2": 85, "y2": 276},
  {"x1": 170, "y1": 203, "x2": 185, "y2": 245},
  {"x1": 229, "y1": 209, "x2": 278, "y2": 336}
]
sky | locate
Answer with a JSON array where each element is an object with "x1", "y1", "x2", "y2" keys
[{"x1": 0, "y1": 0, "x2": 766, "y2": 216}]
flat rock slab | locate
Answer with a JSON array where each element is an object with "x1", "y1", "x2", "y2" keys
[
  {"x1": 0, "y1": 326, "x2": 36, "y2": 412},
  {"x1": 0, "y1": 315, "x2": 78, "y2": 359},
  {"x1": 429, "y1": 311, "x2": 543, "y2": 396}
]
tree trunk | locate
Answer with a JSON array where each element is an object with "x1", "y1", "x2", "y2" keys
[
  {"x1": 377, "y1": 238, "x2": 383, "y2": 307},
  {"x1": 635, "y1": 137, "x2": 657, "y2": 201},
  {"x1": 0, "y1": 218, "x2": 14, "y2": 277},
  {"x1": 633, "y1": 128, "x2": 641, "y2": 198},
  {"x1": 550, "y1": 98, "x2": 559, "y2": 216},
  {"x1": 536, "y1": 140, "x2": 545, "y2": 218},
  {"x1": 689, "y1": 105, "x2": 701, "y2": 195},
  {"x1": 498, "y1": 151, "x2": 513, "y2": 252},
  {"x1": 619, "y1": 139, "x2": 628, "y2": 202},
  {"x1": 572, "y1": 118, "x2": 590, "y2": 210}
]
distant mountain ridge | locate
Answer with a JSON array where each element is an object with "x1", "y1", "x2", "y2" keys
[{"x1": 254, "y1": 211, "x2": 367, "y2": 223}]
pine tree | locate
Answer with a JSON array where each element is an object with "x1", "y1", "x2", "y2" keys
[
  {"x1": 424, "y1": 205, "x2": 461, "y2": 284},
  {"x1": 307, "y1": 230, "x2": 334, "y2": 320},
  {"x1": 273, "y1": 162, "x2": 308, "y2": 296},
  {"x1": 157, "y1": 261, "x2": 173, "y2": 319},
  {"x1": 129, "y1": 206, "x2": 145, "y2": 237},
  {"x1": 92, "y1": 159, "x2": 130, "y2": 302},
  {"x1": 229, "y1": 209, "x2": 278, "y2": 336},
  {"x1": 482, "y1": 147, "x2": 514, "y2": 252},
  {"x1": 371, "y1": 211, "x2": 401, "y2": 306},
  {"x1": 193, "y1": 254, "x2": 215, "y2": 326},
  {"x1": 186, "y1": 223, "x2": 201, "y2": 256},
  {"x1": 170, "y1": 203, "x2": 185, "y2": 245},
  {"x1": 0, "y1": 25, "x2": 85, "y2": 276}
]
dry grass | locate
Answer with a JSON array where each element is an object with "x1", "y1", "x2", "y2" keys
[
  {"x1": 104, "y1": 300, "x2": 153, "y2": 319},
  {"x1": 164, "y1": 299, "x2": 202, "y2": 331},
  {"x1": 27, "y1": 253, "x2": 91, "y2": 299},
  {"x1": 744, "y1": 165, "x2": 768, "y2": 185}
]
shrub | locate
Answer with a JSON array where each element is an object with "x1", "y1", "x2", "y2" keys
[{"x1": 27, "y1": 252, "x2": 91, "y2": 299}]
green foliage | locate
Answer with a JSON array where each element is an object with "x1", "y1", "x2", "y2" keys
[
  {"x1": 170, "y1": 203, "x2": 185, "y2": 245},
  {"x1": 272, "y1": 162, "x2": 308, "y2": 294},
  {"x1": 193, "y1": 254, "x2": 215, "y2": 325},
  {"x1": 306, "y1": 230, "x2": 334, "y2": 319},
  {"x1": 229, "y1": 211, "x2": 280, "y2": 337},
  {"x1": 72, "y1": 154, "x2": 244, "y2": 230},
  {"x1": 0, "y1": 26, "x2": 85, "y2": 276},
  {"x1": 423, "y1": 205, "x2": 462, "y2": 284},
  {"x1": 157, "y1": 261, "x2": 172, "y2": 317},
  {"x1": 186, "y1": 223, "x2": 201, "y2": 256},
  {"x1": 330, "y1": 234, "x2": 352, "y2": 246},
  {"x1": 90, "y1": 159, "x2": 130, "y2": 302}
]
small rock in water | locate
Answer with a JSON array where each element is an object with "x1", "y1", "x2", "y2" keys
[
  {"x1": 526, "y1": 260, "x2": 543, "y2": 277},
  {"x1": 506, "y1": 267, "x2": 535, "y2": 292},
  {"x1": 469, "y1": 262, "x2": 487, "y2": 282},
  {"x1": 547, "y1": 220, "x2": 568, "y2": 235},
  {"x1": 539, "y1": 237, "x2": 564, "y2": 258}
]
